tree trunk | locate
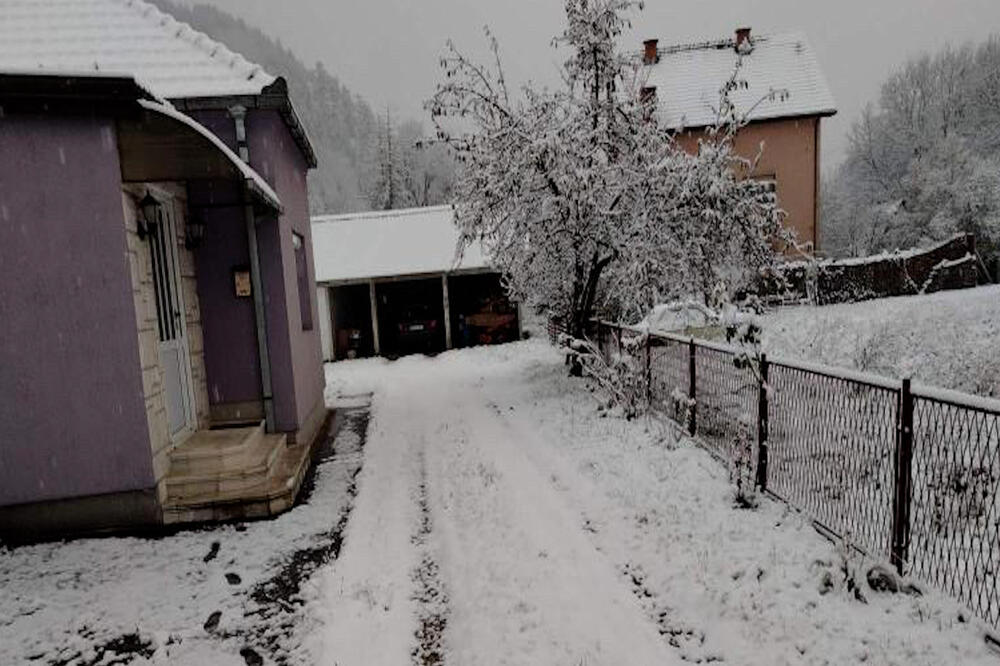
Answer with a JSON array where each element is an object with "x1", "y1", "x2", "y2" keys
[{"x1": 568, "y1": 252, "x2": 612, "y2": 376}]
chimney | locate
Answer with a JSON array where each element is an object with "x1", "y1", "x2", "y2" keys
[
  {"x1": 735, "y1": 27, "x2": 753, "y2": 54},
  {"x1": 643, "y1": 39, "x2": 659, "y2": 65}
]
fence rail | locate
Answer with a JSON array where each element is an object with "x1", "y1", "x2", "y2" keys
[{"x1": 588, "y1": 319, "x2": 1000, "y2": 631}]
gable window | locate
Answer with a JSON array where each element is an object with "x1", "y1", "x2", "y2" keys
[{"x1": 293, "y1": 232, "x2": 313, "y2": 331}]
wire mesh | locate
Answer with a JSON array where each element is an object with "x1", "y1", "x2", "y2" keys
[
  {"x1": 587, "y1": 321, "x2": 1000, "y2": 630},
  {"x1": 648, "y1": 338, "x2": 690, "y2": 425},
  {"x1": 767, "y1": 363, "x2": 897, "y2": 560},
  {"x1": 695, "y1": 346, "x2": 757, "y2": 463},
  {"x1": 909, "y1": 396, "x2": 1000, "y2": 627}
]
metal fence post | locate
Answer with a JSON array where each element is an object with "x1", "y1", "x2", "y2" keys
[
  {"x1": 891, "y1": 378, "x2": 914, "y2": 575},
  {"x1": 756, "y1": 354, "x2": 769, "y2": 491},
  {"x1": 688, "y1": 338, "x2": 697, "y2": 435},
  {"x1": 645, "y1": 336, "x2": 653, "y2": 405}
]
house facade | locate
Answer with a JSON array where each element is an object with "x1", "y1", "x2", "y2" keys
[
  {"x1": 0, "y1": 0, "x2": 325, "y2": 537},
  {"x1": 641, "y1": 28, "x2": 836, "y2": 253}
]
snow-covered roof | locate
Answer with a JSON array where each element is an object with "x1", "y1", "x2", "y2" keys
[
  {"x1": 643, "y1": 31, "x2": 836, "y2": 130},
  {"x1": 311, "y1": 205, "x2": 492, "y2": 284},
  {"x1": 0, "y1": 0, "x2": 276, "y2": 100}
]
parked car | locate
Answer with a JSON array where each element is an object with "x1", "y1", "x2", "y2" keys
[{"x1": 396, "y1": 304, "x2": 441, "y2": 354}]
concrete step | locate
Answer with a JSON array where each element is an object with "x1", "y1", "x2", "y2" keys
[
  {"x1": 165, "y1": 433, "x2": 285, "y2": 502},
  {"x1": 162, "y1": 437, "x2": 314, "y2": 524},
  {"x1": 167, "y1": 422, "x2": 271, "y2": 477},
  {"x1": 170, "y1": 421, "x2": 265, "y2": 476}
]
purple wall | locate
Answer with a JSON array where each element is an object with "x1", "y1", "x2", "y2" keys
[
  {"x1": 189, "y1": 179, "x2": 263, "y2": 408},
  {"x1": 0, "y1": 114, "x2": 154, "y2": 507},
  {"x1": 247, "y1": 110, "x2": 324, "y2": 432},
  {"x1": 189, "y1": 109, "x2": 323, "y2": 433}
]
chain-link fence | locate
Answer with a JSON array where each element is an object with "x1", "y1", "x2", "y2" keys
[{"x1": 590, "y1": 320, "x2": 1000, "y2": 631}]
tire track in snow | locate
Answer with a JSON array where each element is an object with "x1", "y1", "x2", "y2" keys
[
  {"x1": 423, "y1": 384, "x2": 680, "y2": 665},
  {"x1": 410, "y1": 453, "x2": 449, "y2": 666},
  {"x1": 482, "y1": 397, "x2": 724, "y2": 664}
]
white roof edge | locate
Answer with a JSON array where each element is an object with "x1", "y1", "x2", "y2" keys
[
  {"x1": 137, "y1": 99, "x2": 281, "y2": 211},
  {"x1": 664, "y1": 105, "x2": 839, "y2": 131}
]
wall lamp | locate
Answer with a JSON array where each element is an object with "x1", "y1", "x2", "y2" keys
[
  {"x1": 137, "y1": 191, "x2": 160, "y2": 241},
  {"x1": 185, "y1": 210, "x2": 206, "y2": 250}
]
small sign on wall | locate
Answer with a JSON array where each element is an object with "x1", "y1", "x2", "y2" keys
[{"x1": 233, "y1": 266, "x2": 252, "y2": 298}]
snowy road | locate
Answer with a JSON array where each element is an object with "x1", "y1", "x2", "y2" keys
[
  {"x1": 308, "y1": 349, "x2": 678, "y2": 665},
  {"x1": 305, "y1": 341, "x2": 997, "y2": 666}
]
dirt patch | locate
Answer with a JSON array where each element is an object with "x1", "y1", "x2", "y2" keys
[
  {"x1": 48, "y1": 631, "x2": 155, "y2": 666},
  {"x1": 252, "y1": 409, "x2": 369, "y2": 610},
  {"x1": 240, "y1": 408, "x2": 370, "y2": 664}
]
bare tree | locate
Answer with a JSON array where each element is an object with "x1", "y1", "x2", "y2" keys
[{"x1": 429, "y1": 0, "x2": 786, "y2": 341}]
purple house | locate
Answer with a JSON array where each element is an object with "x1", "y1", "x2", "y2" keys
[{"x1": 0, "y1": 0, "x2": 326, "y2": 537}]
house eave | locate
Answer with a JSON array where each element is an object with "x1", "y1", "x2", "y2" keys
[
  {"x1": 665, "y1": 108, "x2": 837, "y2": 134},
  {"x1": 169, "y1": 77, "x2": 318, "y2": 169},
  {"x1": 0, "y1": 72, "x2": 154, "y2": 115}
]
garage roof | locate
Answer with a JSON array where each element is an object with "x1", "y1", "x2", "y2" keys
[{"x1": 311, "y1": 205, "x2": 491, "y2": 284}]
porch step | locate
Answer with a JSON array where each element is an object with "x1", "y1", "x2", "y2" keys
[
  {"x1": 167, "y1": 422, "x2": 270, "y2": 477},
  {"x1": 161, "y1": 436, "x2": 314, "y2": 525},
  {"x1": 165, "y1": 432, "x2": 285, "y2": 502}
]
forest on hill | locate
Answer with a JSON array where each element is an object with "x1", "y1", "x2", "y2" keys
[{"x1": 151, "y1": 1, "x2": 453, "y2": 215}]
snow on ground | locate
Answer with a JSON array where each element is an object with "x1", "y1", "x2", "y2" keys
[
  {"x1": 306, "y1": 341, "x2": 998, "y2": 665},
  {"x1": 761, "y1": 285, "x2": 1000, "y2": 397},
  {"x1": 3, "y1": 340, "x2": 997, "y2": 665},
  {"x1": 0, "y1": 409, "x2": 366, "y2": 665}
]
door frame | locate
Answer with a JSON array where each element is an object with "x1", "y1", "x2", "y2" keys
[{"x1": 147, "y1": 184, "x2": 198, "y2": 444}]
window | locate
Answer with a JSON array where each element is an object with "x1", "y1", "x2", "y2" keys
[
  {"x1": 293, "y1": 232, "x2": 313, "y2": 331},
  {"x1": 754, "y1": 175, "x2": 778, "y2": 202}
]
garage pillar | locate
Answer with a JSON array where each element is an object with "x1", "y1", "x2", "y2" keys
[
  {"x1": 441, "y1": 274, "x2": 453, "y2": 350},
  {"x1": 368, "y1": 279, "x2": 381, "y2": 356}
]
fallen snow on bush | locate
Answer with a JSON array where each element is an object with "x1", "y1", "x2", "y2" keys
[
  {"x1": 303, "y1": 341, "x2": 996, "y2": 665},
  {"x1": 761, "y1": 285, "x2": 1000, "y2": 397}
]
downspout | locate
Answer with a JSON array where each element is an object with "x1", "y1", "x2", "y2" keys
[{"x1": 230, "y1": 105, "x2": 276, "y2": 432}]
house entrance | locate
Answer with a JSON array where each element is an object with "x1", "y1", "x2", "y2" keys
[{"x1": 148, "y1": 194, "x2": 196, "y2": 440}]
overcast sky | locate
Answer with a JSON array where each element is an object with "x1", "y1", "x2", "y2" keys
[{"x1": 184, "y1": 0, "x2": 1000, "y2": 174}]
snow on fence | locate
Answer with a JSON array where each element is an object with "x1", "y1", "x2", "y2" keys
[{"x1": 590, "y1": 320, "x2": 1000, "y2": 631}]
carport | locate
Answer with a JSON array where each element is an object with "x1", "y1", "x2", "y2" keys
[{"x1": 311, "y1": 205, "x2": 521, "y2": 361}]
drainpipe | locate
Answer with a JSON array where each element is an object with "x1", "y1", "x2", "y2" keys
[{"x1": 229, "y1": 105, "x2": 276, "y2": 433}]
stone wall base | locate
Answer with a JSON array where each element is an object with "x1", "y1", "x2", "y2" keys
[{"x1": 0, "y1": 488, "x2": 161, "y2": 544}]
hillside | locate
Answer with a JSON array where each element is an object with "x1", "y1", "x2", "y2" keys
[{"x1": 150, "y1": 0, "x2": 377, "y2": 214}]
